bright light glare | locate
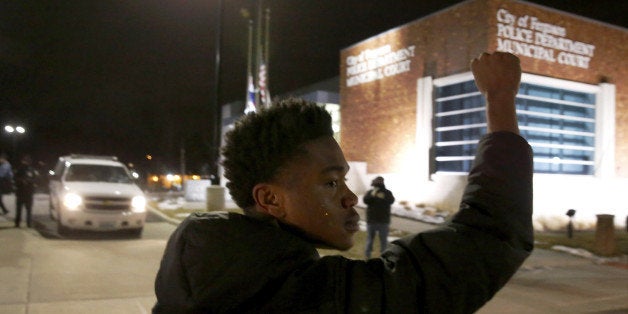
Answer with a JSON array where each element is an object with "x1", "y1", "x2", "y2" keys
[
  {"x1": 131, "y1": 171, "x2": 139, "y2": 179},
  {"x1": 4, "y1": 125, "x2": 25, "y2": 133},
  {"x1": 151, "y1": 175, "x2": 159, "y2": 182},
  {"x1": 165, "y1": 174, "x2": 182, "y2": 182},
  {"x1": 63, "y1": 193, "x2": 83, "y2": 210},
  {"x1": 131, "y1": 196, "x2": 146, "y2": 213}
]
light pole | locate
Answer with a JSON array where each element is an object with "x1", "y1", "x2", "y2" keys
[
  {"x1": 209, "y1": 0, "x2": 224, "y2": 186},
  {"x1": 4, "y1": 125, "x2": 26, "y2": 159}
]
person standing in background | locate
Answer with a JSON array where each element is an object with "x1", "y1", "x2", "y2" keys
[
  {"x1": 14, "y1": 155, "x2": 38, "y2": 228},
  {"x1": 0, "y1": 152, "x2": 13, "y2": 215},
  {"x1": 363, "y1": 176, "x2": 395, "y2": 258}
]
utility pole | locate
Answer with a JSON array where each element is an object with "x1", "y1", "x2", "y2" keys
[
  {"x1": 180, "y1": 144, "x2": 186, "y2": 179},
  {"x1": 209, "y1": 0, "x2": 224, "y2": 185}
]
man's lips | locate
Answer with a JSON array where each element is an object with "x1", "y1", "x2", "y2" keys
[
  {"x1": 345, "y1": 222, "x2": 359, "y2": 233},
  {"x1": 344, "y1": 212, "x2": 360, "y2": 233}
]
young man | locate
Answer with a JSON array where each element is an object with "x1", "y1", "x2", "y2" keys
[
  {"x1": 153, "y1": 52, "x2": 533, "y2": 313},
  {"x1": 363, "y1": 176, "x2": 395, "y2": 258}
]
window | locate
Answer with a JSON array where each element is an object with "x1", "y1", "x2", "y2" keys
[
  {"x1": 433, "y1": 73, "x2": 598, "y2": 175},
  {"x1": 66, "y1": 165, "x2": 132, "y2": 183}
]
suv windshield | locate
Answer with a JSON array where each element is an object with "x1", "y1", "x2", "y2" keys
[{"x1": 65, "y1": 165, "x2": 133, "y2": 183}]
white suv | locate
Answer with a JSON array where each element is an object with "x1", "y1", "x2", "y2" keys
[{"x1": 49, "y1": 155, "x2": 147, "y2": 236}]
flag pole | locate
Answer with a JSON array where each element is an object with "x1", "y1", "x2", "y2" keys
[
  {"x1": 263, "y1": 7, "x2": 271, "y2": 105},
  {"x1": 244, "y1": 19, "x2": 256, "y2": 114},
  {"x1": 264, "y1": 8, "x2": 270, "y2": 63},
  {"x1": 246, "y1": 19, "x2": 252, "y2": 101},
  {"x1": 255, "y1": 0, "x2": 263, "y2": 107}
]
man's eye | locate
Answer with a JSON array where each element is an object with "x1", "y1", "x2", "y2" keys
[{"x1": 326, "y1": 181, "x2": 338, "y2": 188}]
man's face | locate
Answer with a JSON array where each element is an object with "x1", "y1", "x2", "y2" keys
[
  {"x1": 275, "y1": 136, "x2": 360, "y2": 250},
  {"x1": 371, "y1": 177, "x2": 384, "y2": 187}
]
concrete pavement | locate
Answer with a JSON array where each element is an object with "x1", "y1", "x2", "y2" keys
[
  {"x1": 0, "y1": 226, "x2": 160, "y2": 314},
  {"x1": 1, "y1": 193, "x2": 627, "y2": 313}
]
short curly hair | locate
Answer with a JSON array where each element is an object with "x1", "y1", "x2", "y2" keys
[{"x1": 221, "y1": 98, "x2": 334, "y2": 210}]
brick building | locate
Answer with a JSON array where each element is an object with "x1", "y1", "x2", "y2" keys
[{"x1": 340, "y1": 0, "x2": 627, "y2": 229}]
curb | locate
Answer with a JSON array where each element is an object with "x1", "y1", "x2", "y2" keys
[{"x1": 147, "y1": 205, "x2": 182, "y2": 226}]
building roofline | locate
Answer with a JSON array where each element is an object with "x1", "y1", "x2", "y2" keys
[{"x1": 341, "y1": 0, "x2": 626, "y2": 53}]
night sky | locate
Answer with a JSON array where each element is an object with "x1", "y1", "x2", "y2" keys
[{"x1": 1, "y1": 0, "x2": 625, "y2": 175}]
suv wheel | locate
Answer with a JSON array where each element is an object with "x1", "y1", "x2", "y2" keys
[
  {"x1": 57, "y1": 219, "x2": 72, "y2": 235},
  {"x1": 127, "y1": 228, "x2": 143, "y2": 238}
]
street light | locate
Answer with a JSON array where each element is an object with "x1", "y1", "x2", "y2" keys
[
  {"x1": 4, "y1": 124, "x2": 26, "y2": 158},
  {"x1": 4, "y1": 125, "x2": 26, "y2": 134}
]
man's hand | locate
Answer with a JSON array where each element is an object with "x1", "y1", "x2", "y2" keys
[
  {"x1": 471, "y1": 52, "x2": 521, "y2": 97},
  {"x1": 471, "y1": 52, "x2": 521, "y2": 134}
]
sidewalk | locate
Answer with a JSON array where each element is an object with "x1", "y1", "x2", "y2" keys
[{"x1": 147, "y1": 194, "x2": 627, "y2": 270}]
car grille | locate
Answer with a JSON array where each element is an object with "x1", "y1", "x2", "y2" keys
[{"x1": 83, "y1": 196, "x2": 132, "y2": 211}]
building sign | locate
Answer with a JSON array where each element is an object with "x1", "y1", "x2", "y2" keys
[
  {"x1": 345, "y1": 44, "x2": 416, "y2": 87},
  {"x1": 496, "y1": 8, "x2": 595, "y2": 69}
]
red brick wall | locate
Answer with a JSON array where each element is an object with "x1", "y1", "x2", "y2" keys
[
  {"x1": 340, "y1": 0, "x2": 489, "y2": 173},
  {"x1": 340, "y1": 0, "x2": 628, "y2": 176}
]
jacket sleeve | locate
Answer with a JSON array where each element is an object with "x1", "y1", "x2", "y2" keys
[
  {"x1": 342, "y1": 131, "x2": 533, "y2": 313},
  {"x1": 384, "y1": 189, "x2": 395, "y2": 205},
  {"x1": 363, "y1": 189, "x2": 374, "y2": 205}
]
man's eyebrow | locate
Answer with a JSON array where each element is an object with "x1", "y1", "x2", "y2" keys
[{"x1": 320, "y1": 165, "x2": 349, "y2": 174}]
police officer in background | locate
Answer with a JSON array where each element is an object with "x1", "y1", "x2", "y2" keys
[
  {"x1": 14, "y1": 155, "x2": 38, "y2": 228},
  {"x1": 363, "y1": 176, "x2": 395, "y2": 258}
]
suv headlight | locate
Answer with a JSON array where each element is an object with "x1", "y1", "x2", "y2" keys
[
  {"x1": 131, "y1": 196, "x2": 146, "y2": 213},
  {"x1": 63, "y1": 193, "x2": 83, "y2": 210}
]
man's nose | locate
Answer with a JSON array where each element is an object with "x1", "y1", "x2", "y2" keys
[{"x1": 342, "y1": 187, "x2": 358, "y2": 209}]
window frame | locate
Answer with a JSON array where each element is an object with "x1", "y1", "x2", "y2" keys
[{"x1": 431, "y1": 72, "x2": 600, "y2": 175}]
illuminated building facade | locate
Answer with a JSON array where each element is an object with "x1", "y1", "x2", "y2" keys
[{"x1": 340, "y1": 0, "x2": 627, "y2": 229}]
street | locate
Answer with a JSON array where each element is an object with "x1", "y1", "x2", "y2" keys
[
  {"x1": 0, "y1": 193, "x2": 627, "y2": 313},
  {"x1": 0, "y1": 194, "x2": 175, "y2": 314}
]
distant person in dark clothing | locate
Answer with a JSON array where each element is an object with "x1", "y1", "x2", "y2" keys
[
  {"x1": 14, "y1": 155, "x2": 38, "y2": 228},
  {"x1": 0, "y1": 152, "x2": 13, "y2": 215},
  {"x1": 363, "y1": 176, "x2": 395, "y2": 258}
]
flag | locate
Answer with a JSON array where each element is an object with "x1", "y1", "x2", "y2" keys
[
  {"x1": 258, "y1": 61, "x2": 271, "y2": 107},
  {"x1": 244, "y1": 74, "x2": 256, "y2": 114}
]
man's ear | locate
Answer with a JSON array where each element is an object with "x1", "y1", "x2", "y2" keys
[{"x1": 252, "y1": 183, "x2": 285, "y2": 219}]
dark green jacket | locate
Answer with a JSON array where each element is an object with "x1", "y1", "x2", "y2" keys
[
  {"x1": 363, "y1": 186, "x2": 395, "y2": 224},
  {"x1": 153, "y1": 132, "x2": 533, "y2": 313}
]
